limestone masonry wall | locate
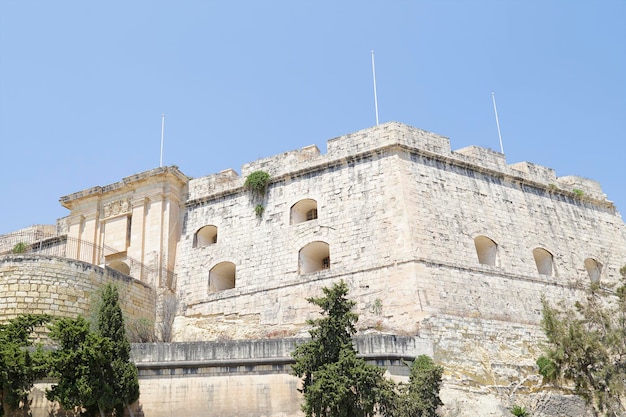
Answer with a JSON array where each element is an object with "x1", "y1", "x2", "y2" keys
[
  {"x1": 174, "y1": 122, "x2": 625, "y2": 341},
  {"x1": 0, "y1": 255, "x2": 155, "y2": 324},
  {"x1": 127, "y1": 335, "x2": 429, "y2": 417},
  {"x1": 1, "y1": 121, "x2": 625, "y2": 416},
  {"x1": 167, "y1": 121, "x2": 625, "y2": 415}
]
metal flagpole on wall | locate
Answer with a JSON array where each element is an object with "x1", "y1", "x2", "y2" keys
[
  {"x1": 371, "y1": 50, "x2": 379, "y2": 126},
  {"x1": 491, "y1": 93, "x2": 504, "y2": 154},
  {"x1": 160, "y1": 114, "x2": 165, "y2": 167}
]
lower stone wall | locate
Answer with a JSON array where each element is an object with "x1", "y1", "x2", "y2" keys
[
  {"x1": 127, "y1": 334, "x2": 587, "y2": 417},
  {"x1": 12, "y1": 333, "x2": 588, "y2": 417},
  {"x1": 0, "y1": 254, "x2": 156, "y2": 325},
  {"x1": 129, "y1": 335, "x2": 429, "y2": 417},
  {"x1": 422, "y1": 314, "x2": 589, "y2": 417}
]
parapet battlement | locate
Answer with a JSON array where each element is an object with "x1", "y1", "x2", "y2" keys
[{"x1": 187, "y1": 121, "x2": 608, "y2": 205}]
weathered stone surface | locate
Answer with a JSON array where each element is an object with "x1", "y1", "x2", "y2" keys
[
  {"x1": 2, "y1": 121, "x2": 625, "y2": 416},
  {"x1": 0, "y1": 255, "x2": 155, "y2": 328}
]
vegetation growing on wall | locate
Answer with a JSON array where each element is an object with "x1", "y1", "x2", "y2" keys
[
  {"x1": 244, "y1": 170, "x2": 270, "y2": 198},
  {"x1": 536, "y1": 266, "x2": 626, "y2": 417},
  {"x1": 510, "y1": 404, "x2": 529, "y2": 417},
  {"x1": 244, "y1": 170, "x2": 270, "y2": 217},
  {"x1": 11, "y1": 242, "x2": 28, "y2": 254}
]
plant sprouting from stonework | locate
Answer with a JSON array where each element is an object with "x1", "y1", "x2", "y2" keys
[
  {"x1": 12, "y1": 242, "x2": 28, "y2": 254},
  {"x1": 510, "y1": 404, "x2": 529, "y2": 417},
  {"x1": 244, "y1": 170, "x2": 270, "y2": 217},
  {"x1": 244, "y1": 170, "x2": 270, "y2": 198},
  {"x1": 573, "y1": 188, "x2": 584, "y2": 198},
  {"x1": 371, "y1": 298, "x2": 383, "y2": 316}
]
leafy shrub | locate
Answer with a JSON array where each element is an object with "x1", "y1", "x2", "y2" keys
[
  {"x1": 12, "y1": 242, "x2": 28, "y2": 254},
  {"x1": 244, "y1": 170, "x2": 270, "y2": 196},
  {"x1": 126, "y1": 317, "x2": 155, "y2": 343}
]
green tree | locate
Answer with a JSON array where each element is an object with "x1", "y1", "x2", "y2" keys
[
  {"x1": 537, "y1": 267, "x2": 626, "y2": 416},
  {"x1": 46, "y1": 316, "x2": 114, "y2": 417},
  {"x1": 46, "y1": 284, "x2": 139, "y2": 417},
  {"x1": 96, "y1": 284, "x2": 139, "y2": 417},
  {"x1": 292, "y1": 281, "x2": 395, "y2": 417},
  {"x1": 0, "y1": 314, "x2": 50, "y2": 417},
  {"x1": 396, "y1": 355, "x2": 444, "y2": 417}
]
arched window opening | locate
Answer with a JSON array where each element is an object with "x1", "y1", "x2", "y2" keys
[
  {"x1": 299, "y1": 241, "x2": 330, "y2": 274},
  {"x1": 533, "y1": 248, "x2": 554, "y2": 276},
  {"x1": 209, "y1": 262, "x2": 236, "y2": 292},
  {"x1": 474, "y1": 236, "x2": 498, "y2": 266},
  {"x1": 108, "y1": 260, "x2": 130, "y2": 276},
  {"x1": 291, "y1": 199, "x2": 318, "y2": 224},
  {"x1": 584, "y1": 258, "x2": 602, "y2": 282},
  {"x1": 194, "y1": 225, "x2": 218, "y2": 248}
]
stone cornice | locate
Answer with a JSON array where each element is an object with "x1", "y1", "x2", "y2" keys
[{"x1": 60, "y1": 166, "x2": 189, "y2": 210}]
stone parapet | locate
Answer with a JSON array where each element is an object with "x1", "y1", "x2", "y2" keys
[
  {"x1": 185, "y1": 122, "x2": 613, "y2": 210},
  {"x1": 131, "y1": 334, "x2": 430, "y2": 365}
]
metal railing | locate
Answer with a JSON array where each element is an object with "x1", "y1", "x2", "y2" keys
[{"x1": 0, "y1": 230, "x2": 176, "y2": 288}]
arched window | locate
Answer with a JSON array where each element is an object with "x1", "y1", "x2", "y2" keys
[
  {"x1": 291, "y1": 199, "x2": 318, "y2": 224},
  {"x1": 584, "y1": 258, "x2": 602, "y2": 282},
  {"x1": 474, "y1": 236, "x2": 498, "y2": 266},
  {"x1": 533, "y1": 248, "x2": 554, "y2": 276},
  {"x1": 299, "y1": 241, "x2": 330, "y2": 274},
  {"x1": 194, "y1": 225, "x2": 218, "y2": 248},
  {"x1": 108, "y1": 260, "x2": 130, "y2": 275},
  {"x1": 209, "y1": 262, "x2": 236, "y2": 292}
]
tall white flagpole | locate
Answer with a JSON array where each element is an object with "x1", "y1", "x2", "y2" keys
[
  {"x1": 371, "y1": 50, "x2": 379, "y2": 126},
  {"x1": 491, "y1": 93, "x2": 504, "y2": 154},
  {"x1": 160, "y1": 113, "x2": 165, "y2": 167}
]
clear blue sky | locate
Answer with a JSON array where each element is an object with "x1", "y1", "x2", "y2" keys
[{"x1": 1, "y1": 1, "x2": 624, "y2": 236}]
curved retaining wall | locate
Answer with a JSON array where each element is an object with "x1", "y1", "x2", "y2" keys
[{"x1": 0, "y1": 254, "x2": 156, "y2": 324}]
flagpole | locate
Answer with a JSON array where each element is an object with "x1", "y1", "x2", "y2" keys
[
  {"x1": 491, "y1": 93, "x2": 504, "y2": 154},
  {"x1": 371, "y1": 50, "x2": 379, "y2": 126},
  {"x1": 160, "y1": 114, "x2": 165, "y2": 167}
]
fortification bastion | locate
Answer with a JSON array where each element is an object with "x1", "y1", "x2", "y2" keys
[{"x1": 1, "y1": 121, "x2": 625, "y2": 416}]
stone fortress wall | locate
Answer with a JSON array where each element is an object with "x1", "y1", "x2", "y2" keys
[
  {"x1": 168, "y1": 121, "x2": 626, "y2": 415},
  {"x1": 0, "y1": 254, "x2": 155, "y2": 326},
  {"x1": 1, "y1": 121, "x2": 626, "y2": 416},
  {"x1": 174, "y1": 122, "x2": 625, "y2": 336}
]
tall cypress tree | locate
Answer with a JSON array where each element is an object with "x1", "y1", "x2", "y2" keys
[
  {"x1": 46, "y1": 284, "x2": 140, "y2": 417},
  {"x1": 97, "y1": 284, "x2": 140, "y2": 417},
  {"x1": 292, "y1": 281, "x2": 395, "y2": 417}
]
